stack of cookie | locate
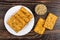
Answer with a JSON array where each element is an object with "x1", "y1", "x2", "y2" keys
[{"x1": 7, "y1": 7, "x2": 33, "y2": 32}]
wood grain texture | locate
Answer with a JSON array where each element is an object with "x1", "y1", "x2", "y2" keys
[{"x1": 0, "y1": 0, "x2": 60, "y2": 40}]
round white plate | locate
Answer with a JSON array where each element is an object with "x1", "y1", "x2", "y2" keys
[{"x1": 4, "y1": 5, "x2": 34, "y2": 36}]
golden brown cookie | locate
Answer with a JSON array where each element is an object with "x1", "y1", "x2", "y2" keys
[
  {"x1": 7, "y1": 7, "x2": 33, "y2": 32},
  {"x1": 44, "y1": 13, "x2": 58, "y2": 30},
  {"x1": 34, "y1": 18, "x2": 45, "y2": 35}
]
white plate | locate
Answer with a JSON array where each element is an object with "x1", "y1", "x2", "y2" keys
[{"x1": 4, "y1": 5, "x2": 34, "y2": 36}]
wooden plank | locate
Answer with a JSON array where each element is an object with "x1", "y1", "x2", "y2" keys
[
  {"x1": 0, "y1": 30, "x2": 60, "y2": 39},
  {"x1": 0, "y1": 0, "x2": 60, "y2": 3},
  {"x1": 0, "y1": 0, "x2": 50, "y2": 3}
]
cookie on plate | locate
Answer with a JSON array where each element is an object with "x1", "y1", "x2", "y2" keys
[{"x1": 7, "y1": 7, "x2": 33, "y2": 32}]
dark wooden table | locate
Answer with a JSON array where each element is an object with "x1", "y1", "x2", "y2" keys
[{"x1": 0, "y1": 0, "x2": 60, "y2": 40}]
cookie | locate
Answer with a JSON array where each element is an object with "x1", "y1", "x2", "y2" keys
[
  {"x1": 34, "y1": 18, "x2": 45, "y2": 34},
  {"x1": 44, "y1": 13, "x2": 58, "y2": 30}
]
